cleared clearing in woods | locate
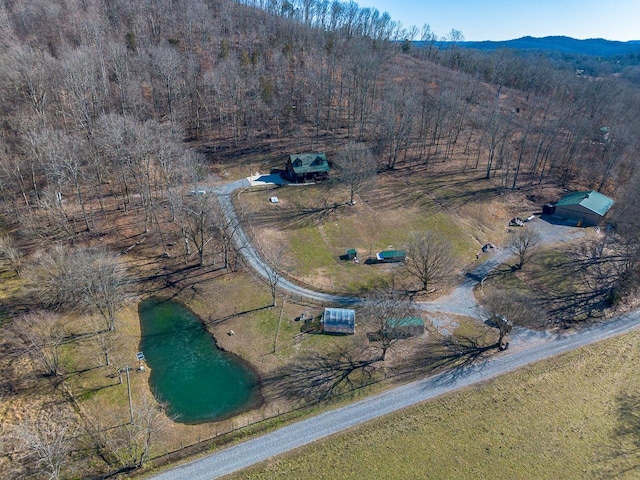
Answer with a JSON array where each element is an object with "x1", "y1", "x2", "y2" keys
[{"x1": 237, "y1": 167, "x2": 530, "y2": 295}]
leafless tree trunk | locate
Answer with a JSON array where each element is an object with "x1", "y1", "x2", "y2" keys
[
  {"x1": 211, "y1": 197, "x2": 243, "y2": 271},
  {"x1": 7, "y1": 408, "x2": 78, "y2": 480},
  {"x1": 482, "y1": 289, "x2": 538, "y2": 349},
  {"x1": 12, "y1": 311, "x2": 66, "y2": 377},
  {"x1": 508, "y1": 227, "x2": 541, "y2": 269},
  {"x1": 0, "y1": 233, "x2": 23, "y2": 274},
  {"x1": 361, "y1": 288, "x2": 419, "y2": 361},
  {"x1": 404, "y1": 231, "x2": 455, "y2": 294},
  {"x1": 103, "y1": 394, "x2": 170, "y2": 470},
  {"x1": 262, "y1": 244, "x2": 289, "y2": 307},
  {"x1": 90, "y1": 315, "x2": 121, "y2": 367},
  {"x1": 335, "y1": 142, "x2": 377, "y2": 205},
  {"x1": 178, "y1": 190, "x2": 216, "y2": 267}
]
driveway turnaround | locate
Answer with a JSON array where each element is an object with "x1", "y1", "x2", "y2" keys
[
  {"x1": 149, "y1": 309, "x2": 640, "y2": 480},
  {"x1": 214, "y1": 178, "x2": 583, "y2": 313}
]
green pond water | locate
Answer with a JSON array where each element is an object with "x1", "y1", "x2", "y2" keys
[{"x1": 139, "y1": 298, "x2": 261, "y2": 424}]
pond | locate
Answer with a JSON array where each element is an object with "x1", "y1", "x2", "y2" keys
[{"x1": 138, "y1": 298, "x2": 262, "y2": 424}]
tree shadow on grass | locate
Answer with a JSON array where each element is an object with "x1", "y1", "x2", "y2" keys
[
  {"x1": 540, "y1": 287, "x2": 613, "y2": 326},
  {"x1": 369, "y1": 169, "x2": 502, "y2": 212},
  {"x1": 204, "y1": 305, "x2": 272, "y2": 327},
  {"x1": 137, "y1": 263, "x2": 231, "y2": 297},
  {"x1": 263, "y1": 345, "x2": 380, "y2": 405},
  {"x1": 483, "y1": 241, "x2": 624, "y2": 327},
  {"x1": 597, "y1": 391, "x2": 640, "y2": 478},
  {"x1": 249, "y1": 200, "x2": 346, "y2": 230},
  {"x1": 388, "y1": 327, "x2": 496, "y2": 388}
]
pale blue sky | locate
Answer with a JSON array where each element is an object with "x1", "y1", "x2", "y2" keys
[{"x1": 362, "y1": 0, "x2": 640, "y2": 41}]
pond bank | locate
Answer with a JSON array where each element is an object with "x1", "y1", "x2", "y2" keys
[{"x1": 139, "y1": 297, "x2": 263, "y2": 423}]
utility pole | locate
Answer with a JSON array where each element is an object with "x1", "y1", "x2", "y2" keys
[{"x1": 123, "y1": 366, "x2": 133, "y2": 424}]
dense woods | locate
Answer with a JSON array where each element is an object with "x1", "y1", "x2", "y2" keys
[
  {"x1": 1, "y1": 0, "x2": 640, "y2": 477},
  {"x1": 1, "y1": 0, "x2": 638, "y2": 224}
]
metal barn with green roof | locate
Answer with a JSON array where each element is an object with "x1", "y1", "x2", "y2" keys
[
  {"x1": 554, "y1": 190, "x2": 614, "y2": 226},
  {"x1": 375, "y1": 250, "x2": 406, "y2": 263}
]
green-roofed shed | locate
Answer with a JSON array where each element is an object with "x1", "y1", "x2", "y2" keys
[
  {"x1": 285, "y1": 153, "x2": 329, "y2": 183},
  {"x1": 554, "y1": 190, "x2": 614, "y2": 226},
  {"x1": 376, "y1": 250, "x2": 406, "y2": 263},
  {"x1": 385, "y1": 317, "x2": 425, "y2": 339}
]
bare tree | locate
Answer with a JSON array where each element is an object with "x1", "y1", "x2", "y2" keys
[
  {"x1": 103, "y1": 393, "x2": 170, "y2": 470},
  {"x1": 209, "y1": 195, "x2": 245, "y2": 271},
  {"x1": 23, "y1": 244, "x2": 75, "y2": 309},
  {"x1": 377, "y1": 76, "x2": 419, "y2": 170},
  {"x1": 0, "y1": 233, "x2": 23, "y2": 274},
  {"x1": 28, "y1": 128, "x2": 92, "y2": 233},
  {"x1": 7, "y1": 408, "x2": 78, "y2": 480},
  {"x1": 482, "y1": 289, "x2": 538, "y2": 349},
  {"x1": 404, "y1": 231, "x2": 455, "y2": 294},
  {"x1": 262, "y1": 244, "x2": 289, "y2": 307},
  {"x1": 605, "y1": 175, "x2": 640, "y2": 303},
  {"x1": 509, "y1": 227, "x2": 541, "y2": 269},
  {"x1": 178, "y1": 190, "x2": 216, "y2": 267},
  {"x1": 4, "y1": 46, "x2": 56, "y2": 120},
  {"x1": 74, "y1": 248, "x2": 129, "y2": 332},
  {"x1": 90, "y1": 314, "x2": 121, "y2": 368},
  {"x1": 24, "y1": 245, "x2": 129, "y2": 331},
  {"x1": 335, "y1": 142, "x2": 378, "y2": 205},
  {"x1": 25, "y1": 187, "x2": 76, "y2": 240},
  {"x1": 12, "y1": 311, "x2": 66, "y2": 377}
]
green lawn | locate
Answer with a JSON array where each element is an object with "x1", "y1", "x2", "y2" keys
[
  {"x1": 240, "y1": 179, "x2": 482, "y2": 294},
  {"x1": 231, "y1": 330, "x2": 640, "y2": 479},
  {"x1": 483, "y1": 240, "x2": 614, "y2": 325}
]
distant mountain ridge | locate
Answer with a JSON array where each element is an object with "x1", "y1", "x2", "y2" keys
[{"x1": 452, "y1": 36, "x2": 640, "y2": 57}]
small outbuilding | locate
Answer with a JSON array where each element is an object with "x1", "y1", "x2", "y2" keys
[
  {"x1": 284, "y1": 153, "x2": 329, "y2": 183},
  {"x1": 322, "y1": 307, "x2": 356, "y2": 335},
  {"x1": 385, "y1": 317, "x2": 425, "y2": 339},
  {"x1": 553, "y1": 190, "x2": 614, "y2": 226},
  {"x1": 340, "y1": 249, "x2": 357, "y2": 261},
  {"x1": 375, "y1": 250, "x2": 406, "y2": 263}
]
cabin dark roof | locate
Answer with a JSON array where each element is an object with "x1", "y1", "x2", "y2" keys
[
  {"x1": 322, "y1": 307, "x2": 356, "y2": 334},
  {"x1": 555, "y1": 190, "x2": 614, "y2": 216},
  {"x1": 288, "y1": 153, "x2": 329, "y2": 175}
]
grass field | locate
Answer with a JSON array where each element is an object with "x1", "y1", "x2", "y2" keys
[
  {"x1": 237, "y1": 168, "x2": 526, "y2": 295},
  {"x1": 230, "y1": 329, "x2": 640, "y2": 479},
  {"x1": 482, "y1": 233, "x2": 618, "y2": 327}
]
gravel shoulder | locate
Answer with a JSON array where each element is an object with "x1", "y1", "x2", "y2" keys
[{"x1": 149, "y1": 308, "x2": 640, "y2": 480}]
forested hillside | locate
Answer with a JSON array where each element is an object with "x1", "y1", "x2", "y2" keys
[
  {"x1": 0, "y1": 0, "x2": 638, "y2": 224},
  {"x1": 1, "y1": 0, "x2": 639, "y2": 478}
]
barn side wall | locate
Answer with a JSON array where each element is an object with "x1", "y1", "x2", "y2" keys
[{"x1": 554, "y1": 205, "x2": 601, "y2": 226}]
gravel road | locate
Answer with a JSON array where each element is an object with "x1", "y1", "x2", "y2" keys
[
  {"x1": 149, "y1": 310, "x2": 640, "y2": 480},
  {"x1": 214, "y1": 180, "x2": 359, "y2": 305}
]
